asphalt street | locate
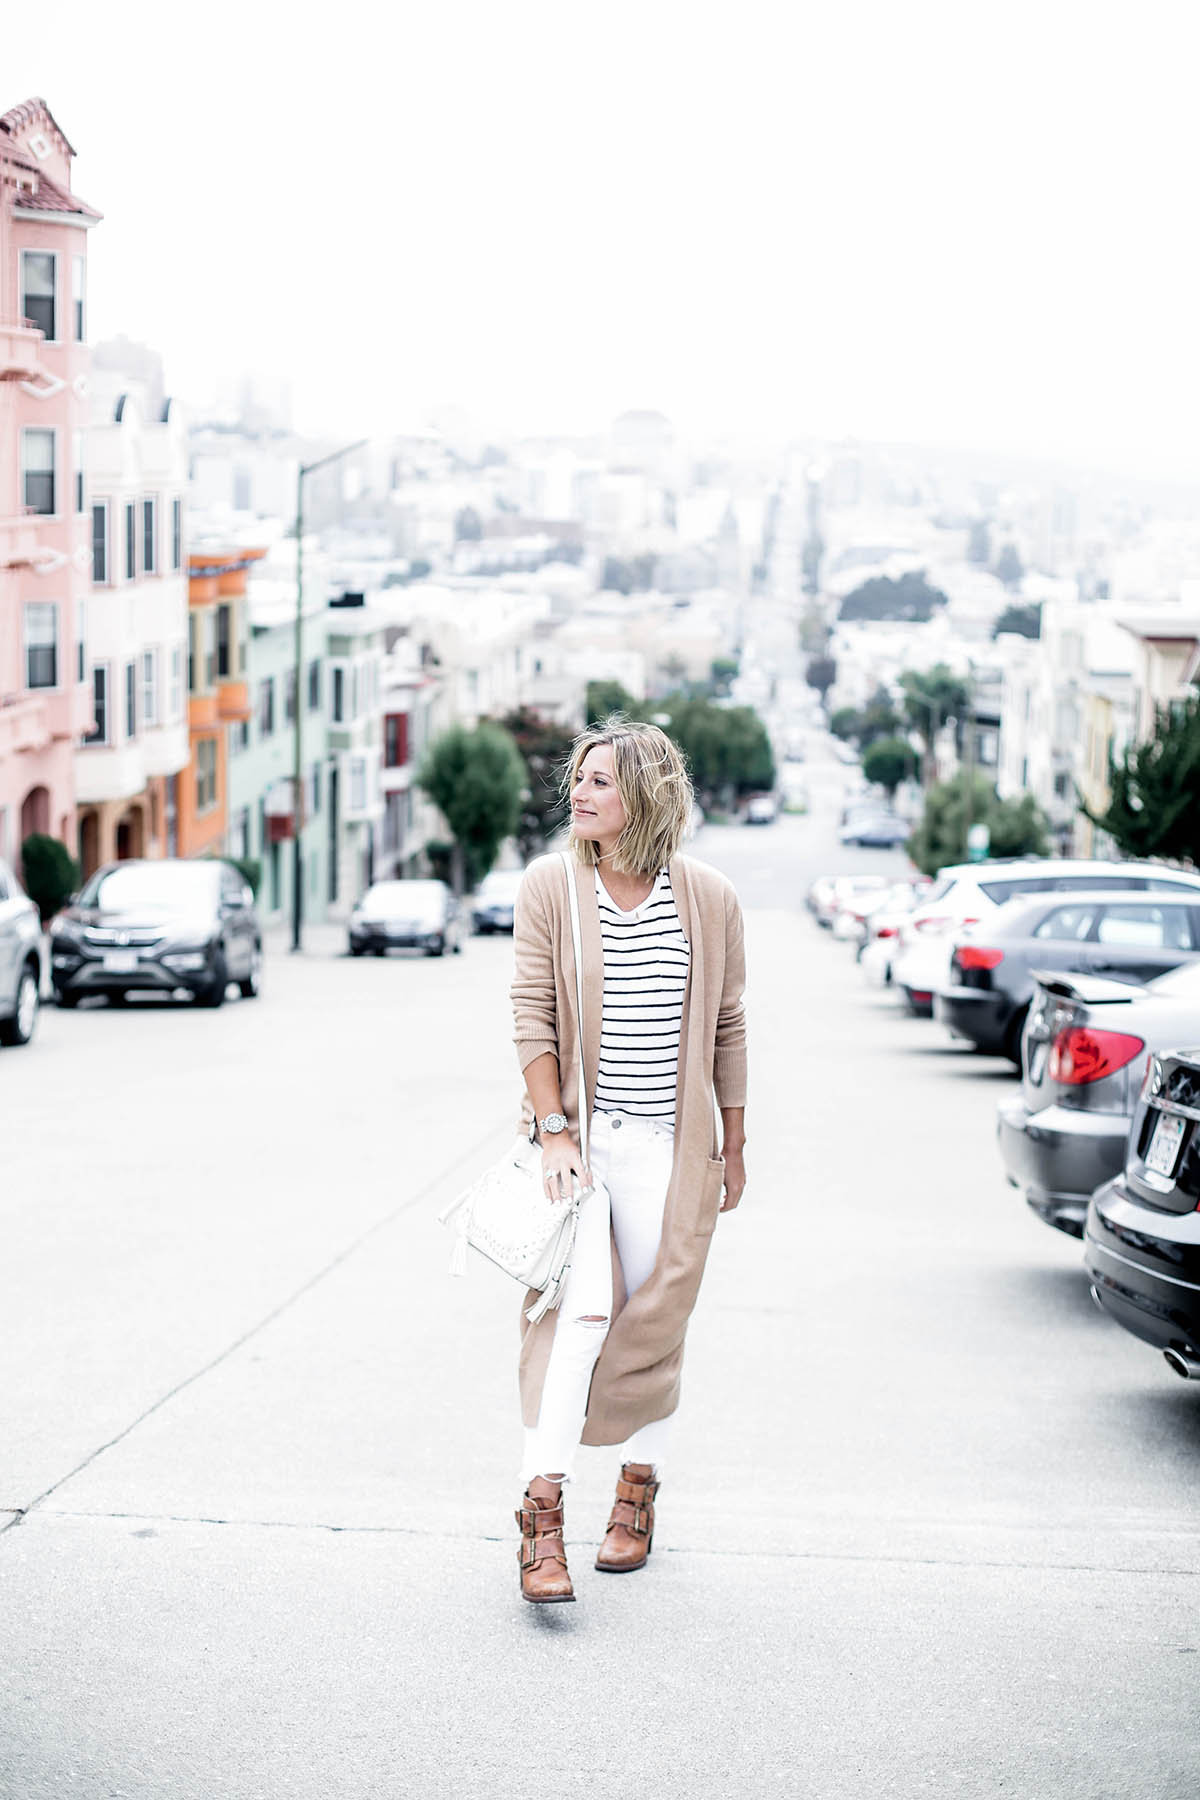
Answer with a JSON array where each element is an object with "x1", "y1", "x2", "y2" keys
[{"x1": 4, "y1": 733, "x2": 1200, "y2": 1798}]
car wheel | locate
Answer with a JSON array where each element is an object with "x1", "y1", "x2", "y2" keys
[
  {"x1": 55, "y1": 987, "x2": 81, "y2": 1009},
  {"x1": 196, "y1": 952, "x2": 228, "y2": 1008},
  {"x1": 349, "y1": 942, "x2": 365, "y2": 957},
  {"x1": 0, "y1": 965, "x2": 39, "y2": 1047},
  {"x1": 107, "y1": 990, "x2": 130, "y2": 1007},
  {"x1": 374, "y1": 945, "x2": 386, "y2": 957},
  {"x1": 426, "y1": 937, "x2": 445, "y2": 957},
  {"x1": 238, "y1": 945, "x2": 263, "y2": 999}
]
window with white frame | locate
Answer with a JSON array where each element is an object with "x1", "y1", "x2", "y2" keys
[
  {"x1": 77, "y1": 597, "x2": 86, "y2": 685},
  {"x1": 168, "y1": 646, "x2": 182, "y2": 720},
  {"x1": 142, "y1": 497, "x2": 157, "y2": 574},
  {"x1": 331, "y1": 664, "x2": 346, "y2": 723},
  {"x1": 24, "y1": 602, "x2": 58, "y2": 689},
  {"x1": 196, "y1": 737, "x2": 218, "y2": 813},
  {"x1": 72, "y1": 254, "x2": 85, "y2": 341},
  {"x1": 284, "y1": 667, "x2": 297, "y2": 724},
  {"x1": 125, "y1": 661, "x2": 137, "y2": 739},
  {"x1": 171, "y1": 497, "x2": 182, "y2": 571},
  {"x1": 22, "y1": 427, "x2": 55, "y2": 515},
  {"x1": 21, "y1": 250, "x2": 55, "y2": 339},
  {"x1": 84, "y1": 665, "x2": 109, "y2": 744},
  {"x1": 141, "y1": 649, "x2": 158, "y2": 727},
  {"x1": 307, "y1": 763, "x2": 321, "y2": 817},
  {"x1": 74, "y1": 430, "x2": 85, "y2": 513},
  {"x1": 350, "y1": 756, "x2": 367, "y2": 811},
  {"x1": 91, "y1": 502, "x2": 108, "y2": 582},
  {"x1": 308, "y1": 658, "x2": 321, "y2": 711},
  {"x1": 124, "y1": 501, "x2": 137, "y2": 580},
  {"x1": 258, "y1": 677, "x2": 275, "y2": 739}
]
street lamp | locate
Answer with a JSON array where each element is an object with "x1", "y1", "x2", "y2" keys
[{"x1": 292, "y1": 438, "x2": 368, "y2": 952}]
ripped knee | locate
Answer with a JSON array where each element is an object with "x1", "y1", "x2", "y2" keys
[{"x1": 577, "y1": 1315, "x2": 609, "y2": 1328}]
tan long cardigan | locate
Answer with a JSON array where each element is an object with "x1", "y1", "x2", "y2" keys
[{"x1": 511, "y1": 850, "x2": 747, "y2": 1443}]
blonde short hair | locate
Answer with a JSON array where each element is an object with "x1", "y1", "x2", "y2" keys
[{"x1": 564, "y1": 716, "x2": 693, "y2": 875}]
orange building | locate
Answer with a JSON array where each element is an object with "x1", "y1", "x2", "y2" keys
[{"x1": 178, "y1": 548, "x2": 264, "y2": 858}]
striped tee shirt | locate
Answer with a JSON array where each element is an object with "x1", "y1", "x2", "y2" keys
[{"x1": 593, "y1": 868, "x2": 690, "y2": 1125}]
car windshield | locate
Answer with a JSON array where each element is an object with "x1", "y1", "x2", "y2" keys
[
  {"x1": 360, "y1": 881, "x2": 443, "y2": 918},
  {"x1": 80, "y1": 862, "x2": 219, "y2": 910},
  {"x1": 480, "y1": 872, "x2": 523, "y2": 898}
]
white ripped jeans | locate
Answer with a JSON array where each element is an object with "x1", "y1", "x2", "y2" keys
[{"x1": 521, "y1": 1110, "x2": 677, "y2": 1484}]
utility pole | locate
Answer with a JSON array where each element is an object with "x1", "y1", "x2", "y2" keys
[{"x1": 291, "y1": 439, "x2": 368, "y2": 953}]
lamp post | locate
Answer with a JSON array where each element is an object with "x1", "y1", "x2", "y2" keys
[{"x1": 292, "y1": 438, "x2": 368, "y2": 953}]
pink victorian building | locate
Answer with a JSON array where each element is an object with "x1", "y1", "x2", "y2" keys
[{"x1": 0, "y1": 99, "x2": 98, "y2": 868}]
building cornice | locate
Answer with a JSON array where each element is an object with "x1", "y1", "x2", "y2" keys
[{"x1": 11, "y1": 206, "x2": 100, "y2": 229}]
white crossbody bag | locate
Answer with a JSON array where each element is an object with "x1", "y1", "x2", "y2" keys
[{"x1": 438, "y1": 852, "x2": 600, "y2": 1324}]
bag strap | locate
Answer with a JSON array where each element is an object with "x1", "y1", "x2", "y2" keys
[{"x1": 559, "y1": 850, "x2": 590, "y2": 1163}]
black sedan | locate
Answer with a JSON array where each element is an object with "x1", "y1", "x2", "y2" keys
[
  {"x1": 1084, "y1": 1047, "x2": 1200, "y2": 1380},
  {"x1": 936, "y1": 891, "x2": 1200, "y2": 1065},
  {"x1": 50, "y1": 859, "x2": 261, "y2": 1008},
  {"x1": 998, "y1": 960, "x2": 1200, "y2": 1237}
]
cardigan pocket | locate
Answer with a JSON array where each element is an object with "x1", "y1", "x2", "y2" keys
[{"x1": 692, "y1": 1157, "x2": 725, "y2": 1236}]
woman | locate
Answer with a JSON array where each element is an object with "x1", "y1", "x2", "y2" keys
[{"x1": 509, "y1": 717, "x2": 747, "y2": 1603}]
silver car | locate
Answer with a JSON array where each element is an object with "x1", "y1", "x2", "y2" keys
[
  {"x1": 998, "y1": 959, "x2": 1200, "y2": 1237},
  {"x1": 348, "y1": 879, "x2": 466, "y2": 957},
  {"x1": 0, "y1": 858, "x2": 42, "y2": 1047}
]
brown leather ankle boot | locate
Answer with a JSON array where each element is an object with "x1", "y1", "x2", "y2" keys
[
  {"x1": 595, "y1": 1463, "x2": 659, "y2": 1573},
  {"x1": 516, "y1": 1491, "x2": 575, "y2": 1603}
]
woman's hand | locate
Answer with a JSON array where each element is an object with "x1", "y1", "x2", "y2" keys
[
  {"x1": 541, "y1": 1134, "x2": 591, "y2": 1202},
  {"x1": 720, "y1": 1141, "x2": 746, "y2": 1212}
]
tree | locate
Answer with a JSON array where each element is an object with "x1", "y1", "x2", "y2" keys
[
  {"x1": 899, "y1": 665, "x2": 970, "y2": 783},
  {"x1": 1082, "y1": 694, "x2": 1200, "y2": 865},
  {"x1": 418, "y1": 722, "x2": 525, "y2": 891},
  {"x1": 709, "y1": 657, "x2": 739, "y2": 698},
  {"x1": 993, "y1": 543, "x2": 1024, "y2": 590},
  {"x1": 454, "y1": 506, "x2": 483, "y2": 542},
  {"x1": 858, "y1": 685, "x2": 902, "y2": 749},
  {"x1": 839, "y1": 570, "x2": 949, "y2": 623},
  {"x1": 499, "y1": 706, "x2": 576, "y2": 858},
  {"x1": 862, "y1": 737, "x2": 917, "y2": 798},
  {"x1": 585, "y1": 679, "x2": 639, "y2": 725},
  {"x1": 806, "y1": 654, "x2": 837, "y2": 700},
  {"x1": 830, "y1": 706, "x2": 861, "y2": 742},
  {"x1": 21, "y1": 833, "x2": 79, "y2": 923},
  {"x1": 992, "y1": 602, "x2": 1041, "y2": 640},
  {"x1": 967, "y1": 518, "x2": 992, "y2": 566},
  {"x1": 906, "y1": 773, "x2": 1049, "y2": 877},
  {"x1": 601, "y1": 553, "x2": 657, "y2": 595},
  {"x1": 659, "y1": 695, "x2": 775, "y2": 810}
]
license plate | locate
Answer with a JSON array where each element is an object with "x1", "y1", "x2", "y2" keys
[
  {"x1": 1146, "y1": 1113, "x2": 1186, "y2": 1178},
  {"x1": 103, "y1": 950, "x2": 139, "y2": 973}
]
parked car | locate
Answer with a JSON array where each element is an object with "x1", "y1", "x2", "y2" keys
[
  {"x1": 744, "y1": 794, "x2": 778, "y2": 826},
  {"x1": 891, "y1": 859, "x2": 1200, "y2": 1017},
  {"x1": 839, "y1": 812, "x2": 911, "y2": 848},
  {"x1": 348, "y1": 879, "x2": 465, "y2": 957},
  {"x1": 1084, "y1": 1045, "x2": 1200, "y2": 1380},
  {"x1": 0, "y1": 858, "x2": 42, "y2": 1047},
  {"x1": 472, "y1": 868, "x2": 523, "y2": 934},
  {"x1": 854, "y1": 881, "x2": 932, "y2": 971},
  {"x1": 50, "y1": 859, "x2": 261, "y2": 1009},
  {"x1": 814, "y1": 874, "x2": 891, "y2": 931},
  {"x1": 937, "y1": 891, "x2": 1200, "y2": 1063},
  {"x1": 999, "y1": 960, "x2": 1200, "y2": 1237}
]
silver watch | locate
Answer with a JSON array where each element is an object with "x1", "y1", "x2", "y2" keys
[{"x1": 539, "y1": 1113, "x2": 567, "y2": 1136}]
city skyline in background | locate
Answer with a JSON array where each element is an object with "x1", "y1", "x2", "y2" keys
[{"x1": 8, "y1": 0, "x2": 1200, "y2": 485}]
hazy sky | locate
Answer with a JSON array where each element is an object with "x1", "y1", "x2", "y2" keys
[{"x1": 9, "y1": 1, "x2": 1200, "y2": 478}]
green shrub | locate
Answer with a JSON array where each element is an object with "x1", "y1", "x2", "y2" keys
[{"x1": 21, "y1": 833, "x2": 80, "y2": 923}]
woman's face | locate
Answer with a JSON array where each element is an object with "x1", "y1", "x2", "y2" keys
[{"x1": 571, "y1": 744, "x2": 627, "y2": 850}]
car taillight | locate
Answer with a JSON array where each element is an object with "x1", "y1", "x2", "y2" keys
[
  {"x1": 914, "y1": 915, "x2": 952, "y2": 934},
  {"x1": 875, "y1": 925, "x2": 898, "y2": 939},
  {"x1": 955, "y1": 946, "x2": 1004, "y2": 971},
  {"x1": 1047, "y1": 1027, "x2": 1145, "y2": 1086}
]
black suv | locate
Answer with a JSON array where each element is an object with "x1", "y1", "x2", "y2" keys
[
  {"x1": 1084, "y1": 1048, "x2": 1200, "y2": 1379},
  {"x1": 50, "y1": 859, "x2": 262, "y2": 1009}
]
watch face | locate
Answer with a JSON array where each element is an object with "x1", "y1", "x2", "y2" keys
[{"x1": 542, "y1": 1113, "x2": 567, "y2": 1133}]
